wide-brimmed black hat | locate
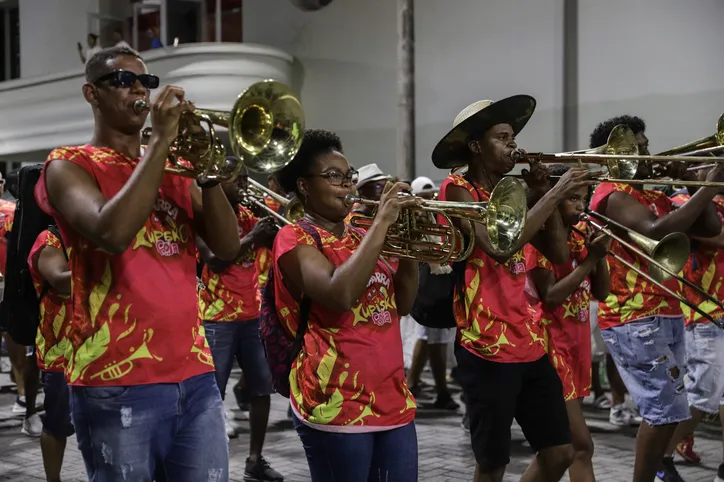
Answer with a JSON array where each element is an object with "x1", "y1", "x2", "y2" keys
[{"x1": 431, "y1": 95, "x2": 536, "y2": 169}]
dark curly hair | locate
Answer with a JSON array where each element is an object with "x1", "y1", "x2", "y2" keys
[
  {"x1": 276, "y1": 129, "x2": 344, "y2": 196},
  {"x1": 85, "y1": 46, "x2": 143, "y2": 83},
  {"x1": 589, "y1": 115, "x2": 646, "y2": 149}
]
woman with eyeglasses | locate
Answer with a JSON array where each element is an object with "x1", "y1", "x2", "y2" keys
[{"x1": 272, "y1": 129, "x2": 420, "y2": 481}]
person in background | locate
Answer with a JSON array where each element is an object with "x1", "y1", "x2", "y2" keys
[
  {"x1": 36, "y1": 45, "x2": 240, "y2": 481},
  {"x1": 198, "y1": 164, "x2": 282, "y2": 482},
  {"x1": 345, "y1": 163, "x2": 393, "y2": 222},
  {"x1": 658, "y1": 171, "x2": 724, "y2": 481},
  {"x1": 404, "y1": 176, "x2": 459, "y2": 410},
  {"x1": 529, "y1": 163, "x2": 611, "y2": 482},
  {"x1": 28, "y1": 227, "x2": 72, "y2": 482},
  {"x1": 77, "y1": 33, "x2": 101, "y2": 64},
  {"x1": 148, "y1": 28, "x2": 163, "y2": 49},
  {"x1": 274, "y1": 129, "x2": 419, "y2": 481},
  {"x1": 588, "y1": 114, "x2": 724, "y2": 482}
]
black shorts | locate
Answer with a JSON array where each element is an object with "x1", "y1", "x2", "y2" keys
[
  {"x1": 41, "y1": 371, "x2": 74, "y2": 438},
  {"x1": 455, "y1": 345, "x2": 571, "y2": 472}
]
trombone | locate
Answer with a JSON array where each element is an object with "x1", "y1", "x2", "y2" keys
[
  {"x1": 581, "y1": 211, "x2": 724, "y2": 328},
  {"x1": 514, "y1": 124, "x2": 724, "y2": 188},
  {"x1": 345, "y1": 176, "x2": 528, "y2": 263},
  {"x1": 240, "y1": 178, "x2": 304, "y2": 226},
  {"x1": 138, "y1": 79, "x2": 304, "y2": 182}
]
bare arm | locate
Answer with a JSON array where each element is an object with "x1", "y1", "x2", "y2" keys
[
  {"x1": 530, "y1": 254, "x2": 599, "y2": 307},
  {"x1": 603, "y1": 188, "x2": 720, "y2": 240},
  {"x1": 393, "y1": 258, "x2": 418, "y2": 316},
  {"x1": 45, "y1": 86, "x2": 193, "y2": 254},
  {"x1": 36, "y1": 246, "x2": 71, "y2": 296},
  {"x1": 190, "y1": 183, "x2": 244, "y2": 261},
  {"x1": 196, "y1": 217, "x2": 277, "y2": 273},
  {"x1": 590, "y1": 257, "x2": 610, "y2": 302}
]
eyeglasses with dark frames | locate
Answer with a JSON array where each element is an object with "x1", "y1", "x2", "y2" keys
[
  {"x1": 92, "y1": 70, "x2": 160, "y2": 90},
  {"x1": 309, "y1": 169, "x2": 359, "y2": 186}
]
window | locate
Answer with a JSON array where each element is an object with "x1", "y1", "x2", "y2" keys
[{"x1": 0, "y1": 4, "x2": 20, "y2": 81}]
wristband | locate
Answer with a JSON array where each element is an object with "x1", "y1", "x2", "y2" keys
[{"x1": 197, "y1": 179, "x2": 219, "y2": 189}]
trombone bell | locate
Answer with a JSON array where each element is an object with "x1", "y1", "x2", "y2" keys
[{"x1": 627, "y1": 231, "x2": 690, "y2": 282}]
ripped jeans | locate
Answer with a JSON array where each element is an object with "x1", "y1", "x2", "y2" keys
[
  {"x1": 601, "y1": 316, "x2": 691, "y2": 426},
  {"x1": 70, "y1": 373, "x2": 229, "y2": 482}
]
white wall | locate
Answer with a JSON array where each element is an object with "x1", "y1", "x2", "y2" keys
[
  {"x1": 20, "y1": 0, "x2": 99, "y2": 78},
  {"x1": 244, "y1": 0, "x2": 564, "y2": 181},
  {"x1": 578, "y1": 0, "x2": 724, "y2": 152}
]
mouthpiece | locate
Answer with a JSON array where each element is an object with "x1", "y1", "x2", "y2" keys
[
  {"x1": 133, "y1": 99, "x2": 149, "y2": 114},
  {"x1": 344, "y1": 194, "x2": 360, "y2": 206},
  {"x1": 510, "y1": 150, "x2": 523, "y2": 161}
]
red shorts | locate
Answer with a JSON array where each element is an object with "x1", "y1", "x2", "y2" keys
[{"x1": 546, "y1": 322, "x2": 592, "y2": 401}]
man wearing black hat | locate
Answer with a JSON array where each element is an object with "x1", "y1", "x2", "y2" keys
[
  {"x1": 198, "y1": 165, "x2": 283, "y2": 481},
  {"x1": 433, "y1": 96, "x2": 593, "y2": 482}
]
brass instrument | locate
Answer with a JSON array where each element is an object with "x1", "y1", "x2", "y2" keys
[
  {"x1": 137, "y1": 80, "x2": 304, "y2": 182},
  {"x1": 514, "y1": 124, "x2": 724, "y2": 188},
  {"x1": 346, "y1": 176, "x2": 528, "y2": 263},
  {"x1": 581, "y1": 211, "x2": 724, "y2": 328},
  {"x1": 659, "y1": 112, "x2": 724, "y2": 157},
  {"x1": 241, "y1": 178, "x2": 304, "y2": 226}
]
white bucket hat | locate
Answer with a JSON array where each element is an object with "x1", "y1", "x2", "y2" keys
[{"x1": 356, "y1": 163, "x2": 393, "y2": 188}]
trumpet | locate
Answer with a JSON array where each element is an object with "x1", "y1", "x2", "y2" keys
[
  {"x1": 580, "y1": 211, "x2": 724, "y2": 328},
  {"x1": 138, "y1": 80, "x2": 304, "y2": 182},
  {"x1": 513, "y1": 124, "x2": 724, "y2": 188},
  {"x1": 240, "y1": 178, "x2": 304, "y2": 226},
  {"x1": 345, "y1": 176, "x2": 528, "y2": 263}
]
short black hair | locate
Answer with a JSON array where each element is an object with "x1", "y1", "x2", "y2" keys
[
  {"x1": 589, "y1": 115, "x2": 646, "y2": 149},
  {"x1": 276, "y1": 129, "x2": 344, "y2": 195},
  {"x1": 85, "y1": 46, "x2": 143, "y2": 83}
]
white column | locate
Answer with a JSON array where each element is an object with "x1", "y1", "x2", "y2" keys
[{"x1": 215, "y1": 0, "x2": 222, "y2": 42}]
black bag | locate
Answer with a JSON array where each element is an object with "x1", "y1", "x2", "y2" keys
[
  {"x1": 0, "y1": 164, "x2": 56, "y2": 345},
  {"x1": 410, "y1": 261, "x2": 465, "y2": 329}
]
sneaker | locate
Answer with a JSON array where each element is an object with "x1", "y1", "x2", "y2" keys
[
  {"x1": 224, "y1": 411, "x2": 238, "y2": 439},
  {"x1": 656, "y1": 457, "x2": 685, "y2": 482},
  {"x1": 233, "y1": 408, "x2": 250, "y2": 421},
  {"x1": 12, "y1": 396, "x2": 26, "y2": 413},
  {"x1": 715, "y1": 461, "x2": 724, "y2": 482},
  {"x1": 244, "y1": 456, "x2": 284, "y2": 481},
  {"x1": 460, "y1": 413, "x2": 470, "y2": 432},
  {"x1": 609, "y1": 404, "x2": 642, "y2": 426},
  {"x1": 593, "y1": 394, "x2": 612, "y2": 409},
  {"x1": 675, "y1": 434, "x2": 701, "y2": 464},
  {"x1": 432, "y1": 392, "x2": 460, "y2": 410},
  {"x1": 21, "y1": 413, "x2": 42, "y2": 437}
]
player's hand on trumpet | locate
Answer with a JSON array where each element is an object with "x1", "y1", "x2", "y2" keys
[{"x1": 376, "y1": 181, "x2": 423, "y2": 227}]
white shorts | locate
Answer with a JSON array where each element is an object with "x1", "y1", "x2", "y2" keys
[
  {"x1": 415, "y1": 323, "x2": 456, "y2": 345},
  {"x1": 590, "y1": 301, "x2": 608, "y2": 362}
]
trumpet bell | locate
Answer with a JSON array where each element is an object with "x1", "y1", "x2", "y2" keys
[
  {"x1": 228, "y1": 80, "x2": 305, "y2": 174},
  {"x1": 486, "y1": 177, "x2": 528, "y2": 256},
  {"x1": 627, "y1": 231, "x2": 691, "y2": 282},
  {"x1": 604, "y1": 124, "x2": 639, "y2": 180}
]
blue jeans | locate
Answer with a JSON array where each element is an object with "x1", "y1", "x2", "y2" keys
[
  {"x1": 292, "y1": 413, "x2": 418, "y2": 482},
  {"x1": 204, "y1": 319, "x2": 273, "y2": 398},
  {"x1": 601, "y1": 316, "x2": 690, "y2": 426},
  {"x1": 70, "y1": 373, "x2": 228, "y2": 482},
  {"x1": 684, "y1": 321, "x2": 724, "y2": 414}
]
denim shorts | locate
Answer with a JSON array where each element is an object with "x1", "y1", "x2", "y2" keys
[
  {"x1": 70, "y1": 372, "x2": 228, "y2": 482},
  {"x1": 204, "y1": 319, "x2": 273, "y2": 399},
  {"x1": 684, "y1": 321, "x2": 724, "y2": 414},
  {"x1": 41, "y1": 371, "x2": 74, "y2": 438},
  {"x1": 601, "y1": 316, "x2": 690, "y2": 426}
]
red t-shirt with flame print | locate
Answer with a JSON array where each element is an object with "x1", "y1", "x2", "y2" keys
[
  {"x1": 532, "y1": 227, "x2": 593, "y2": 400},
  {"x1": 671, "y1": 192, "x2": 724, "y2": 324},
  {"x1": 0, "y1": 198, "x2": 15, "y2": 275},
  {"x1": 35, "y1": 145, "x2": 214, "y2": 386},
  {"x1": 273, "y1": 223, "x2": 415, "y2": 431},
  {"x1": 28, "y1": 230, "x2": 72, "y2": 373},
  {"x1": 255, "y1": 196, "x2": 281, "y2": 288},
  {"x1": 199, "y1": 205, "x2": 260, "y2": 322},
  {"x1": 439, "y1": 174, "x2": 545, "y2": 363},
  {"x1": 590, "y1": 182, "x2": 682, "y2": 329}
]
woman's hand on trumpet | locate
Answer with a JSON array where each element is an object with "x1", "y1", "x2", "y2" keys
[{"x1": 375, "y1": 182, "x2": 423, "y2": 227}]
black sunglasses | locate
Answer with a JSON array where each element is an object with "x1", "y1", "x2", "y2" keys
[{"x1": 92, "y1": 70, "x2": 160, "y2": 90}]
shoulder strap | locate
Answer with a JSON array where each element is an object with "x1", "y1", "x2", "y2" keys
[{"x1": 288, "y1": 220, "x2": 324, "y2": 348}]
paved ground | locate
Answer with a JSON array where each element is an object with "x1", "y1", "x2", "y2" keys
[{"x1": 0, "y1": 370, "x2": 722, "y2": 482}]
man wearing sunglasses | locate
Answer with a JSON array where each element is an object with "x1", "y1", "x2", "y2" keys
[{"x1": 34, "y1": 46, "x2": 240, "y2": 482}]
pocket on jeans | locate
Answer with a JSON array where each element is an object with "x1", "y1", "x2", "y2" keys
[
  {"x1": 623, "y1": 318, "x2": 670, "y2": 367},
  {"x1": 82, "y1": 386, "x2": 131, "y2": 401}
]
